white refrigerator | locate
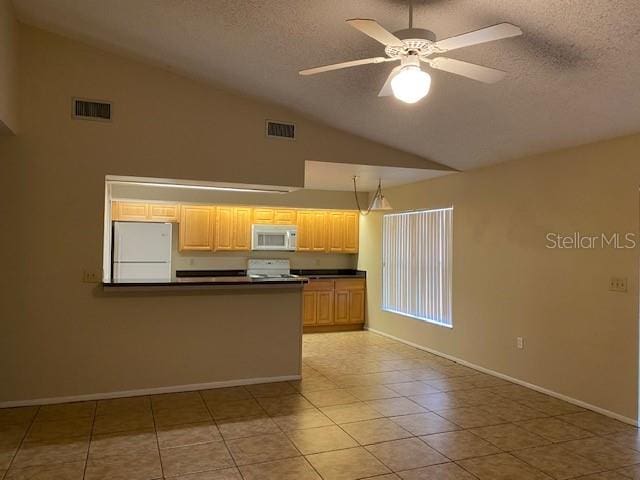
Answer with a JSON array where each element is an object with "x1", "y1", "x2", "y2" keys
[{"x1": 112, "y1": 222, "x2": 172, "y2": 282}]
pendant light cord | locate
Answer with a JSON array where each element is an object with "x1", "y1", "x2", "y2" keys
[{"x1": 353, "y1": 176, "x2": 383, "y2": 216}]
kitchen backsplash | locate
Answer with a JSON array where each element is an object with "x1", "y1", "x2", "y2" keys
[{"x1": 169, "y1": 224, "x2": 357, "y2": 273}]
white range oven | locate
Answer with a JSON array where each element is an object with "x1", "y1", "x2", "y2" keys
[{"x1": 251, "y1": 224, "x2": 297, "y2": 251}]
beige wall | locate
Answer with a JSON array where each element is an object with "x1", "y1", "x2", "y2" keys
[
  {"x1": 0, "y1": 25, "x2": 429, "y2": 403},
  {"x1": 0, "y1": 0, "x2": 18, "y2": 133},
  {"x1": 359, "y1": 134, "x2": 640, "y2": 421}
]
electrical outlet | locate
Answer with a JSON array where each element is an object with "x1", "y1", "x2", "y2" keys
[
  {"x1": 516, "y1": 337, "x2": 524, "y2": 349},
  {"x1": 609, "y1": 277, "x2": 628, "y2": 293},
  {"x1": 82, "y1": 270, "x2": 100, "y2": 284}
]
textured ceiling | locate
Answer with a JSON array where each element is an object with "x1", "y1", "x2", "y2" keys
[{"x1": 13, "y1": 0, "x2": 640, "y2": 170}]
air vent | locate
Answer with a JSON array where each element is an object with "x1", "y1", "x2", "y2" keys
[
  {"x1": 266, "y1": 120, "x2": 295, "y2": 140},
  {"x1": 72, "y1": 98, "x2": 112, "y2": 121}
]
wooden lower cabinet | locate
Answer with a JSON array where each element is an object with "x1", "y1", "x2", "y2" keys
[
  {"x1": 303, "y1": 278, "x2": 365, "y2": 331},
  {"x1": 316, "y1": 291, "x2": 334, "y2": 325},
  {"x1": 334, "y1": 290, "x2": 350, "y2": 324},
  {"x1": 302, "y1": 291, "x2": 318, "y2": 326}
]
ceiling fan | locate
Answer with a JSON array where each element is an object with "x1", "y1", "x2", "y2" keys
[{"x1": 299, "y1": 2, "x2": 523, "y2": 104}]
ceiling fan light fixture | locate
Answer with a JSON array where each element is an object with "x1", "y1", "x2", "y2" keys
[{"x1": 391, "y1": 65, "x2": 431, "y2": 104}]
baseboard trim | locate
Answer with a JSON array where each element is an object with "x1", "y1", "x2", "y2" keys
[
  {"x1": 0, "y1": 375, "x2": 302, "y2": 408},
  {"x1": 365, "y1": 326, "x2": 638, "y2": 426}
]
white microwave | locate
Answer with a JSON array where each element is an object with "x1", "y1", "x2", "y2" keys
[{"x1": 251, "y1": 224, "x2": 297, "y2": 251}]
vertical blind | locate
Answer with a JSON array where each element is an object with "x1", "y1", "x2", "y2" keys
[{"x1": 382, "y1": 208, "x2": 453, "y2": 327}]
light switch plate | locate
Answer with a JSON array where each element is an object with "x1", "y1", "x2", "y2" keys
[
  {"x1": 82, "y1": 270, "x2": 100, "y2": 283},
  {"x1": 609, "y1": 277, "x2": 628, "y2": 293},
  {"x1": 517, "y1": 337, "x2": 524, "y2": 349}
]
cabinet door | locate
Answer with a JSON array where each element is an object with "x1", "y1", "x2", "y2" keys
[
  {"x1": 233, "y1": 207, "x2": 252, "y2": 250},
  {"x1": 316, "y1": 291, "x2": 334, "y2": 325},
  {"x1": 328, "y1": 212, "x2": 345, "y2": 252},
  {"x1": 348, "y1": 289, "x2": 365, "y2": 324},
  {"x1": 312, "y1": 211, "x2": 328, "y2": 252},
  {"x1": 343, "y1": 211, "x2": 359, "y2": 253},
  {"x1": 215, "y1": 207, "x2": 234, "y2": 251},
  {"x1": 179, "y1": 206, "x2": 213, "y2": 251},
  {"x1": 274, "y1": 209, "x2": 297, "y2": 225},
  {"x1": 296, "y1": 211, "x2": 314, "y2": 251},
  {"x1": 253, "y1": 208, "x2": 274, "y2": 224},
  {"x1": 334, "y1": 290, "x2": 350, "y2": 324},
  {"x1": 115, "y1": 202, "x2": 149, "y2": 221},
  {"x1": 302, "y1": 291, "x2": 317, "y2": 326},
  {"x1": 149, "y1": 204, "x2": 179, "y2": 223}
]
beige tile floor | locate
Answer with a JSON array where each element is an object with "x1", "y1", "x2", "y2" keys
[{"x1": 1, "y1": 331, "x2": 639, "y2": 479}]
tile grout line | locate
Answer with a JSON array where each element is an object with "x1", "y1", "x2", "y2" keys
[
  {"x1": 1, "y1": 405, "x2": 40, "y2": 477},
  {"x1": 81, "y1": 403, "x2": 98, "y2": 480},
  {"x1": 245, "y1": 385, "x2": 328, "y2": 479},
  {"x1": 198, "y1": 389, "x2": 247, "y2": 479},
  {"x1": 149, "y1": 396, "x2": 167, "y2": 480}
]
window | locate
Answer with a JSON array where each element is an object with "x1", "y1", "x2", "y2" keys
[{"x1": 382, "y1": 208, "x2": 453, "y2": 327}]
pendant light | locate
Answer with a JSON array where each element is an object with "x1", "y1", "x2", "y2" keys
[{"x1": 353, "y1": 176, "x2": 393, "y2": 215}]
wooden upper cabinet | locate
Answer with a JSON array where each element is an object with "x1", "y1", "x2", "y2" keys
[
  {"x1": 114, "y1": 203, "x2": 359, "y2": 253},
  {"x1": 296, "y1": 210, "x2": 314, "y2": 252},
  {"x1": 234, "y1": 207, "x2": 252, "y2": 250},
  {"x1": 311, "y1": 211, "x2": 328, "y2": 252},
  {"x1": 215, "y1": 206, "x2": 251, "y2": 251},
  {"x1": 274, "y1": 209, "x2": 297, "y2": 225},
  {"x1": 253, "y1": 208, "x2": 296, "y2": 225},
  {"x1": 253, "y1": 208, "x2": 274, "y2": 224},
  {"x1": 179, "y1": 206, "x2": 214, "y2": 251},
  {"x1": 149, "y1": 204, "x2": 179, "y2": 222},
  {"x1": 113, "y1": 202, "x2": 149, "y2": 221},
  {"x1": 328, "y1": 212, "x2": 345, "y2": 252},
  {"x1": 215, "y1": 206, "x2": 234, "y2": 251},
  {"x1": 343, "y1": 212, "x2": 359, "y2": 253},
  {"x1": 112, "y1": 201, "x2": 179, "y2": 223},
  {"x1": 295, "y1": 209, "x2": 359, "y2": 254}
]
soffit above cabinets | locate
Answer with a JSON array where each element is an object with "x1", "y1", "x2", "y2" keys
[{"x1": 304, "y1": 160, "x2": 455, "y2": 192}]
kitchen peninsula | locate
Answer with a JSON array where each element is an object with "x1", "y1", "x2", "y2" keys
[{"x1": 101, "y1": 195, "x2": 367, "y2": 393}]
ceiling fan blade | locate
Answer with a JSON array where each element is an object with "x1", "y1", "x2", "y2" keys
[
  {"x1": 299, "y1": 57, "x2": 392, "y2": 76},
  {"x1": 433, "y1": 23, "x2": 522, "y2": 53},
  {"x1": 428, "y1": 57, "x2": 506, "y2": 83},
  {"x1": 346, "y1": 18, "x2": 403, "y2": 46},
  {"x1": 378, "y1": 65, "x2": 402, "y2": 97}
]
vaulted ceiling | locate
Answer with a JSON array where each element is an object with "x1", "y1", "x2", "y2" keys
[{"x1": 13, "y1": 0, "x2": 640, "y2": 170}]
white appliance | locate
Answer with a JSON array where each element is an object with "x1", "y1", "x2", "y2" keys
[
  {"x1": 247, "y1": 259, "x2": 298, "y2": 279},
  {"x1": 112, "y1": 221, "x2": 172, "y2": 282},
  {"x1": 251, "y1": 224, "x2": 297, "y2": 251}
]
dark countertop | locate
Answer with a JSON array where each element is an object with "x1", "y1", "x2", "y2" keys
[
  {"x1": 291, "y1": 269, "x2": 366, "y2": 279},
  {"x1": 103, "y1": 275, "x2": 307, "y2": 290},
  {"x1": 103, "y1": 269, "x2": 367, "y2": 290},
  {"x1": 174, "y1": 269, "x2": 367, "y2": 280}
]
